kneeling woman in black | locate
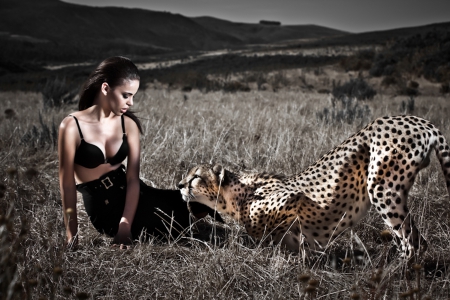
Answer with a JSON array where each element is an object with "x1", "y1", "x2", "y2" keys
[{"x1": 58, "y1": 56, "x2": 218, "y2": 249}]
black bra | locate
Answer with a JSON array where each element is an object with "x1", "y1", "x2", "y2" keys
[{"x1": 71, "y1": 115, "x2": 129, "y2": 169}]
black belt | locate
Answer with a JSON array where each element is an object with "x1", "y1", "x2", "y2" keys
[{"x1": 76, "y1": 165, "x2": 126, "y2": 192}]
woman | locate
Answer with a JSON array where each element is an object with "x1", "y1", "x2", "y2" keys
[{"x1": 58, "y1": 56, "x2": 219, "y2": 249}]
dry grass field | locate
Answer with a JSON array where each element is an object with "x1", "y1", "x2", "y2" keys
[{"x1": 1, "y1": 83, "x2": 450, "y2": 299}]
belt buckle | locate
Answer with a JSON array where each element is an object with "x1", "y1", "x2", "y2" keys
[{"x1": 101, "y1": 177, "x2": 113, "y2": 189}]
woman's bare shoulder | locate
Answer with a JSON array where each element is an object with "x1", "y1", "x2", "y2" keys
[
  {"x1": 59, "y1": 114, "x2": 79, "y2": 134},
  {"x1": 123, "y1": 114, "x2": 139, "y2": 133},
  {"x1": 58, "y1": 114, "x2": 81, "y2": 150}
]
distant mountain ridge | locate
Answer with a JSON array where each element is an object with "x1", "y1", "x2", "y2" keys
[
  {"x1": 192, "y1": 16, "x2": 347, "y2": 44},
  {"x1": 303, "y1": 21, "x2": 450, "y2": 48},
  {"x1": 0, "y1": 0, "x2": 347, "y2": 62}
]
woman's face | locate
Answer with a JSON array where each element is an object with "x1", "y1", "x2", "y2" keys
[{"x1": 105, "y1": 79, "x2": 140, "y2": 115}]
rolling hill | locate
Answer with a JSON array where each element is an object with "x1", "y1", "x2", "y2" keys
[
  {"x1": 0, "y1": 0, "x2": 347, "y2": 63},
  {"x1": 295, "y1": 21, "x2": 450, "y2": 48},
  {"x1": 192, "y1": 17, "x2": 347, "y2": 44}
]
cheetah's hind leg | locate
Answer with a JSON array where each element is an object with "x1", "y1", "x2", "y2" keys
[{"x1": 366, "y1": 150, "x2": 428, "y2": 259}]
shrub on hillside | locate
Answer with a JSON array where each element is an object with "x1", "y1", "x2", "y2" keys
[
  {"x1": 318, "y1": 88, "x2": 331, "y2": 94},
  {"x1": 271, "y1": 71, "x2": 290, "y2": 90},
  {"x1": 381, "y1": 75, "x2": 398, "y2": 87},
  {"x1": 369, "y1": 53, "x2": 396, "y2": 77},
  {"x1": 440, "y1": 83, "x2": 450, "y2": 94},
  {"x1": 408, "y1": 80, "x2": 419, "y2": 89},
  {"x1": 332, "y1": 78, "x2": 377, "y2": 100},
  {"x1": 339, "y1": 49, "x2": 374, "y2": 72},
  {"x1": 397, "y1": 84, "x2": 420, "y2": 97},
  {"x1": 382, "y1": 76, "x2": 419, "y2": 96},
  {"x1": 181, "y1": 86, "x2": 192, "y2": 92},
  {"x1": 223, "y1": 81, "x2": 251, "y2": 93},
  {"x1": 243, "y1": 72, "x2": 268, "y2": 90}
]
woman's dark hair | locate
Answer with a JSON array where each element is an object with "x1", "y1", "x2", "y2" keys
[{"x1": 78, "y1": 56, "x2": 142, "y2": 133}]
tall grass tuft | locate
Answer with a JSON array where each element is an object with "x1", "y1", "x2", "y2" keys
[
  {"x1": 20, "y1": 112, "x2": 58, "y2": 148},
  {"x1": 316, "y1": 96, "x2": 372, "y2": 126},
  {"x1": 400, "y1": 97, "x2": 415, "y2": 114},
  {"x1": 41, "y1": 77, "x2": 78, "y2": 109}
]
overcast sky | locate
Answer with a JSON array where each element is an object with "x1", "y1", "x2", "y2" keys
[{"x1": 63, "y1": 0, "x2": 450, "y2": 33}]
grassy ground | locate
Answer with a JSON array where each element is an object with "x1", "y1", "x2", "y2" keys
[{"x1": 1, "y1": 87, "x2": 450, "y2": 299}]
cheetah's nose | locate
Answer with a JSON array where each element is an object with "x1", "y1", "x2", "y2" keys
[{"x1": 178, "y1": 183, "x2": 184, "y2": 189}]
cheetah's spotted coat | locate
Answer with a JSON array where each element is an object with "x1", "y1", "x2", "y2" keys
[{"x1": 179, "y1": 116, "x2": 450, "y2": 257}]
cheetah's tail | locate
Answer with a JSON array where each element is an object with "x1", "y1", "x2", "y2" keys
[{"x1": 433, "y1": 128, "x2": 450, "y2": 198}]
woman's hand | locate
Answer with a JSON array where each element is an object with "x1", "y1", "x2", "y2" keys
[{"x1": 112, "y1": 222, "x2": 133, "y2": 249}]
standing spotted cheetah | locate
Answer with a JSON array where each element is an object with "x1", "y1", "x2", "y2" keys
[{"x1": 179, "y1": 115, "x2": 450, "y2": 258}]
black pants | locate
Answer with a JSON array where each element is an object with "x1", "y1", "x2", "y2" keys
[{"x1": 76, "y1": 166, "x2": 219, "y2": 240}]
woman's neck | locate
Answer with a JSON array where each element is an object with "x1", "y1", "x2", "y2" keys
[{"x1": 87, "y1": 102, "x2": 115, "y2": 122}]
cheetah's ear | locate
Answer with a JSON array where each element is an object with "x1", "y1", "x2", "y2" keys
[{"x1": 213, "y1": 164, "x2": 228, "y2": 186}]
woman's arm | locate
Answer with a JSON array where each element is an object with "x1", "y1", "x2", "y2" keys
[
  {"x1": 58, "y1": 117, "x2": 79, "y2": 248},
  {"x1": 113, "y1": 116, "x2": 141, "y2": 245}
]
